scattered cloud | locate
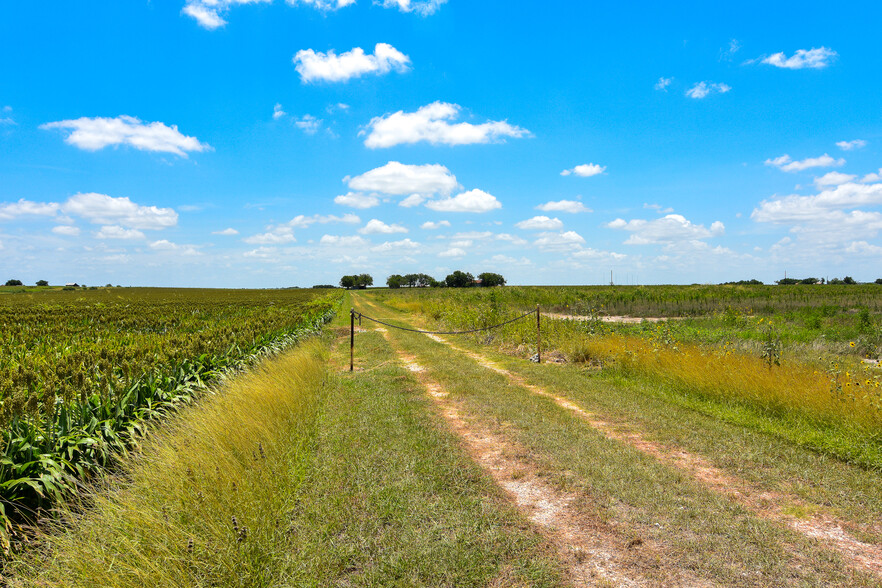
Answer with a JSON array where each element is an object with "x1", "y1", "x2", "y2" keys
[
  {"x1": 399, "y1": 194, "x2": 425, "y2": 207},
  {"x1": 62, "y1": 193, "x2": 178, "y2": 229},
  {"x1": 421, "y1": 220, "x2": 450, "y2": 230},
  {"x1": 244, "y1": 226, "x2": 296, "y2": 244},
  {"x1": 438, "y1": 247, "x2": 466, "y2": 258},
  {"x1": 41, "y1": 115, "x2": 210, "y2": 157},
  {"x1": 644, "y1": 203, "x2": 674, "y2": 214},
  {"x1": 608, "y1": 214, "x2": 724, "y2": 245},
  {"x1": 288, "y1": 213, "x2": 359, "y2": 228},
  {"x1": 836, "y1": 139, "x2": 867, "y2": 151},
  {"x1": 685, "y1": 81, "x2": 731, "y2": 99},
  {"x1": 212, "y1": 227, "x2": 239, "y2": 235},
  {"x1": 272, "y1": 103, "x2": 286, "y2": 120},
  {"x1": 293, "y1": 43, "x2": 410, "y2": 84},
  {"x1": 764, "y1": 153, "x2": 845, "y2": 172},
  {"x1": 534, "y1": 231, "x2": 586, "y2": 250},
  {"x1": 362, "y1": 102, "x2": 529, "y2": 148},
  {"x1": 861, "y1": 169, "x2": 882, "y2": 183},
  {"x1": 334, "y1": 192, "x2": 380, "y2": 209},
  {"x1": 761, "y1": 47, "x2": 837, "y2": 70},
  {"x1": 95, "y1": 225, "x2": 146, "y2": 240},
  {"x1": 295, "y1": 114, "x2": 321, "y2": 135},
  {"x1": 814, "y1": 171, "x2": 857, "y2": 188},
  {"x1": 0, "y1": 106, "x2": 14, "y2": 126},
  {"x1": 536, "y1": 199, "x2": 591, "y2": 213},
  {"x1": 371, "y1": 238, "x2": 419, "y2": 252},
  {"x1": 721, "y1": 39, "x2": 741, "y2": 60},
  {"x1": 0, "y1": 199, "x2": 60, "y2": 221},
  {"x1": 425, "y1": 189, "x2": 501, "y2": 213},
  {"x1": 359, "y1": 219, "x2": 408, "y2": 234},
  {"x1": 319, "y1": 234, "x2": 369, "y2": 247},
  {"x1": 380, "y1": 0, "x2": 446, "y2": 16},
  {"x1": 561, "y1": 163, "x2": 605, "y2": 177},
  {"x1": 346, "y1": 161, "x2": 458, "y2": 196},
  {"x1": 515, "y1": 215, "x2": 563, "y2": 230},
  {"x1": 51, "y1": 225, "x2": 80, "y2": 236},
  {"x1": 654, "y1": 77, "x2": 673, "y2": 91}
]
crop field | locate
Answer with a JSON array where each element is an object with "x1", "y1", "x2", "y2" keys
[
  {"x1": 6, "y1": 285, "x2": 882, "y2": 586},
  {"x1": 0, "y1": 286, "x2": 339, "y2": 550}
]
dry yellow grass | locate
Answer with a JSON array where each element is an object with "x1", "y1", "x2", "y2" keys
[{"x1": 566, "y1": 333, "x2": 882, "y2": 432}]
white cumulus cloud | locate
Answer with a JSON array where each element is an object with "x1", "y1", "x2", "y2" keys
[
  {"x1": 288, "y1": 213, "x2": 360, "y2": 228},
  {"x1": 272, "y1": 103, "x2": 287, "y2": 120},
  {"x1": 836, "y1": 139, "x2": 867, "y2": 151},
  {"x1": 0, "y1": 199, "x2": 60, "y2": 220},
  {"x1": 363, "y1": 102, "x2": 529, "y2": 148},
  {"x1": 765, "y1": 153, "x2": 845, "y2": 172},
  {"x1": 536, "y1": 199, "x2": 591, "y2": 213},
  {"x1": 359, "y1": 219, "x2": 408, "y2": 234},
  {"x1": 654, "y1": 77, "x2": 673, "y2": 91},
  {"x1": 561, "y1": 163, "x2": 606, "y2": 177},
  {"x1": 685, "y1": 81, "x2": 731, "y2": 99},
  {"x1": 421, "y1": 220, "x2": 450, "y2": 230},
  {"x1": 334, "y1": 192, "x2": 380, "y2": 209},
  {"x1": 41, "y1": 115, "x2": 210, "y2": 157},
  {"x1": 212, "y1": 227, "x2": 239, "y2": 235},
  {"x1": 63, "y1": 193, "x2": 178, "y2": 229},
  {"x1": 425, "y1": 189, "x2": 501, "y2": 213},
  {"x1": 320, "y1": 234, "x2": 369, "y2": 247},
  {"x1": 381, "y1": 0, "x2": 445, "y2": 15},
  {"x1": 244, "y1": 226, "x2": 296, "y2": 244},
  {"x1": 95, "y1": 225, "x2": 146, "y2": 240},
  {"x1": 761, "y1": 47, "x2": 837, "y2": 69},
  {"x1": 346, "y1": 161, "x2": 458, "y2": 196},
  {"x1": 608, "y1": 214, "x2": 724, "y2": 245},
  {"x1": 371, "y1": 238, "x2": 419, "y2": 252},
  {"x1": 814, "y1": 171, "x2": 857, "y2": 188},
  {"x1": 515, "y1": 216, "x2": 563, "y2": 230},
  {"x1": 438, "y1": 247, "x2": 466, "y2": 258},
  {"x1": 52, "y1": 225, "x2": 80, "y2": 236},
  {"x1": 534, "y1": 231, "x2": 586, "y2": 250},
  {"x1": 293, "y1": 43, "x2": 410, "y2": 83}
]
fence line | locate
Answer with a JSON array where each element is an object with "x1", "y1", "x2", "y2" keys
[{"x1": 350, "y1": 307, "x2": 541, "y2": 370}]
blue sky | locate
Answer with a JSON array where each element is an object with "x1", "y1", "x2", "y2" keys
[{"x1": 2, "y1": 1, "x2": 881, "y2": 287}]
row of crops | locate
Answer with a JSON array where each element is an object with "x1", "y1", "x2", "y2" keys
[{"x1": 0, "y1": 287, "x2": 341, "y2": 552}]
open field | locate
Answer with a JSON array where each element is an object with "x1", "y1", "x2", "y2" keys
[
  {"x1": 0, "y1": 287, "x2": 339, "y2": 550},
  {"x1": 5, "y1": 286, "x2": 882, "y2": 586}
]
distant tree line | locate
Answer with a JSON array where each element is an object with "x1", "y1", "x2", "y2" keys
[
  {"x1": 339, "y1": 274, "x2": 374, "y2": 289},
  {"x1": 385, "y1": 271, "x2": 505, "y2": 288},
  {"x1": 776, "y1": 276, "x2": 859, "y2": 285}
]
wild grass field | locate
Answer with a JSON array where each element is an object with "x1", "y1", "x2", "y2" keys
[
  {"x1": 5, "y1": 285, "x2": 882, "y2": 586},
  {"x1": 373, "y1": 285, "x2": 882, "y2": 470}
]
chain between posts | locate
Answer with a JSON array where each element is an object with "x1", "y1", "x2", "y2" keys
[{"x1": 349, "y1": 307, "x2": 542, "y2": 370}]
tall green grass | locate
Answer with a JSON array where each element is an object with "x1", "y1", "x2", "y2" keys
[{"x1": 8, "y1": 340, "x2": 329, "y2": 587}]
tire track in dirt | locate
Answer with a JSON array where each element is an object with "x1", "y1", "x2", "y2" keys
[
  {"x1": 372, "y1": 328, "x2": 713, "y2": 588},
  {"x1": 421, "y1": 333, "x2": 882, "y2": 578}
]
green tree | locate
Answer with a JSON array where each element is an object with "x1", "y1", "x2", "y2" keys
[
  {"x1": 5, "y1": 279, "x2": 22, "y2": 286},
  {"x1": 387, "y1": 274, "x2": 404, "y2": 288},
  {"x1": 445, "y1": 270, "x2": 475, "y2": 288},
  {"x1": 36, "y1": 280, "x2": 49, "y2": 287},
  {"x1": 478, "y1": 272, "x2": 506, "y2": 287},
  {"x1": 339, "y1": 275, "x2": 356, "y2": 289},
  {"x1": 356, "y1": 274, "x2": 373, "y2": 289}
]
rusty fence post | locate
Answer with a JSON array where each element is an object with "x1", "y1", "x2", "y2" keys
[
  {"x1": 536, "y1": 304, "x2": 541, "y2": 364},
  {"x1": 350, "y1": 308, "x2": 355, "y2": 372}
]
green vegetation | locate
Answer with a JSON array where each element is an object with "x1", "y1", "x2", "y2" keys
[
  {"x1": 339, "y1": 273, "x2": 373, "y2": 289},
  {"x1": 8, "y1": 309, "x2": 565, "y2": 586},
  {"x1": 0, "y1": 287, "x2": 340, "y2": 550},
  {"x1": 372, "y1": 285, "x2": 882, "y2": 469},
  {"x1": 353, "y1": 294, "x2": 880, "y2": 585}
]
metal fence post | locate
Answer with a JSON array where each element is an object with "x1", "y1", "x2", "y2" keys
[
  {"x1": 536, "y1": 304, "x2": 541, "y2": 364},
  {"x1": 350, "y1": 308, "x2": 355, "y2": 372}
]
